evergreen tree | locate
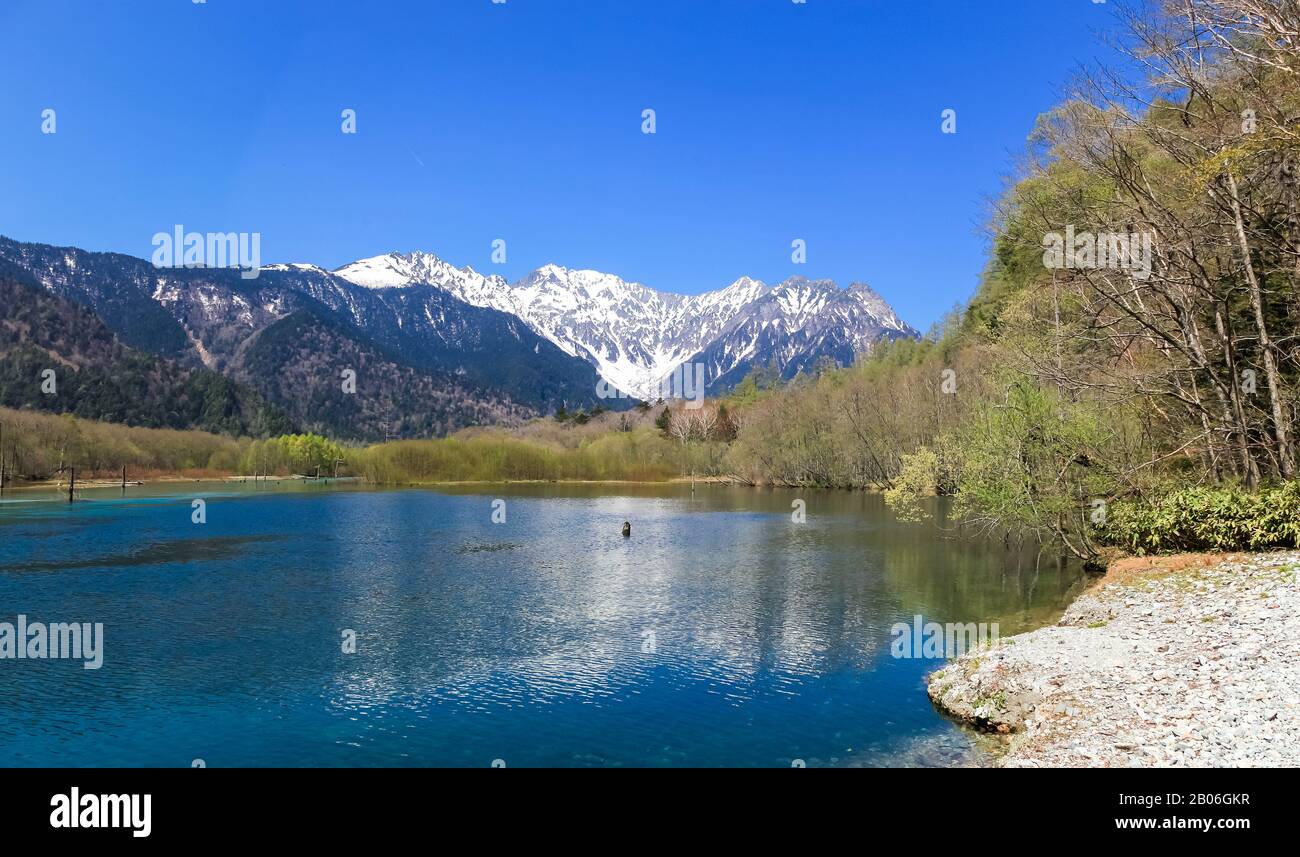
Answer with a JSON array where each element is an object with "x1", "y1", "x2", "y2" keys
[{"x1": 655, "y1": 406, "x2": 671, "y2": 434}]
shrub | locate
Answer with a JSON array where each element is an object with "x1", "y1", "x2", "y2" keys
[{"x1": 1100, "y1": 483, "x2": 1300, "y2": 553}]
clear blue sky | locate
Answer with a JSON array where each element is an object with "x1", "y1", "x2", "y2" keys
[{"x1": 0, "y1": 0, "x2": 1129, "y2": 331}]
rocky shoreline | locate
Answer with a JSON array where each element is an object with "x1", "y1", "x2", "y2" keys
[{"x1": 928, "y1": 551, "x2": 1300, "y2": 767}]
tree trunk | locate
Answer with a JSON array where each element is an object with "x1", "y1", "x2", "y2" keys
[{"x1": 1226, "y1": 172, "x2": 1295, "y2": 478}]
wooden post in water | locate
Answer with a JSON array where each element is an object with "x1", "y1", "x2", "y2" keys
[
  {"x1": 68, "y1": 467, "x2": 75, "y2": 504},
  {"x1": 121, "y1": 465, "x2": 127, "y2": 495}
]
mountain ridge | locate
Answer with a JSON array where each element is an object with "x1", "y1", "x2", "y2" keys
[
  {"x1": 0, "y1": 236, "x2": 609, "y2": 440},
  {"x1": 0, "y1": 235, "x2": 919, "y2": 439},
  {"x1": 328, "y1": 250, "x2": 919, "y2": 397},
  {"x1": 0, "y1": 270, "x2": 293, "y2": 436}
]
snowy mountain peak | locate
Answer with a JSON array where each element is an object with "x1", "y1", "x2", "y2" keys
[
  {"x1": 329, "y1": 250, "x2": 917, "y2": 398},
  {"x1": 263, "y1": 262, "x2": 331, "y2": 275},
  {"x1": 714, "y1": 276, "x2": 769, "y2": 301},
  {"x1": 333, "y1": 251, "x2": 507, "y2": 293},
  {"x1": 520, "y1": 264, "x2": 653, "y2": 301}
]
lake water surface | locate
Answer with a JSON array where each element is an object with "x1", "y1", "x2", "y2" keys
[{"x1": 0, "y1": 482, "x2": 1087, "y2": 767}]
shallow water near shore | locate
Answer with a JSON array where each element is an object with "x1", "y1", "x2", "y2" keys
[{"x1": 0, "y1": 481, "x2": 1087, "y2": 767}]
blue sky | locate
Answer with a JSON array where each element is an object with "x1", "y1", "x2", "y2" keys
[{"x1": 0, "y1": 0, "x2": 1129, "y2": 331}]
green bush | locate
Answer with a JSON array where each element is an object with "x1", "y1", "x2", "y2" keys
[{"x1": 1100, "y1": 483, "x2": 1300, "y2": 553}]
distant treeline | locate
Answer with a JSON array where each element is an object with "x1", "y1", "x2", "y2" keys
[
  {"x1": 0, "y1": 407, "x2": 247, "y2": 479},
  {"x1": 0, "y1": 407, "x2": 693, "y2": 484},
  {"x1": 352, "y1": 430, "x2": 682, "y2": 483},
  {"x1": 0, "y1": 409, "x2": 348, "y2": 480}
]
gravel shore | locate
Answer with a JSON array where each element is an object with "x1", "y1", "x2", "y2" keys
[{"x1": 927, "y1": 551, "x2": 1300, "y2": 767}]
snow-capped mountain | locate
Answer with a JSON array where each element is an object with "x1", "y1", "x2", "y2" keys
[
  {"x1": 332, "y1": 252, "x2": 918, "y2": 398},
  {"x1": 0, "y1": 237, "x2": 609, "y2": 439},
  {"x1": 0, "y1": 233, "x2": 918, "y2": 438},
  {"x1": 334, "y1": 253, "x2": 508, "y2": 296},
  {"x1": 688, "y1": 277, "x2": 915, "y2": 392}
]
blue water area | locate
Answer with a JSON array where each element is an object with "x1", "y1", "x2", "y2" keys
[{"x1": 0, "y1": 482, "x2": 1086, "y2": 767}]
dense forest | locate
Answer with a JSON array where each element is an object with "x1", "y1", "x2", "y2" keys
[
  {"x1": 231, "y1": 309, "x2": 536, "y2": 441},
  {"x1": 0, "y1": 274, "x2": 291, "y2": 436}
]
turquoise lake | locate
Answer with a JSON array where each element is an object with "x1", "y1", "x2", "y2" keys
[{"x1": 0, "y1": 482, "x2": 1087, "y2": 767}]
